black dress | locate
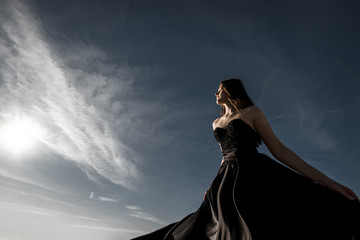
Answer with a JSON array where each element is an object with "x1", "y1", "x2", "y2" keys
[{"x1": 131, "y1": 118, "x2": 360, "y2": 240}]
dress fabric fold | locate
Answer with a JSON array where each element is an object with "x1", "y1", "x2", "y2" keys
[{"x1": 130, "y1": 118, "x2": 360, "y2": 240}]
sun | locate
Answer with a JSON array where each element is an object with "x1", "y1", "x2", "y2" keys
[{"x1": 0, "y1": 117, "x2": 45, "y2": 154}]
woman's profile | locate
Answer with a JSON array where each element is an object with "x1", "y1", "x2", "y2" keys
[{"x1": 131, "y1": 78, "x2": 360, "y2": 240}]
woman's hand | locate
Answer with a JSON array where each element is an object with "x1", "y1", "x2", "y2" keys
[{"x1": 316, "y1": 177, "x2": 359, "y2": 201}]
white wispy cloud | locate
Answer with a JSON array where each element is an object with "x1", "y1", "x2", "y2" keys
[
  {"x1": 0, "y1": 202, "x2": 57, "y2": 216},
  {"x1": 0, "y1": 174, "x2": 94, "y2": 217},
  {"x1": 0, "y1": 200, "x2": 142, "y2": 240},
  {"x1": 0, "y1": 0, "x2": 142, "y2": 189},
  {"x1": 67, "y1": 224, "x2": 143, "y2": 233},
  {"x1": 98, "y1": 196, "x2": 120, "y2": 203},
  {"x1": 125, "y1": 205, "x2": 166, "y2": 225},
  {"x1": 78, "y1": 216, "x2": 99, "y2": 221},
  {"x1": 125, "y1": 205, "x2": 142, "y2": 211},
  {"x1": 89, "y1": 192, "x2": 120, "y2": 203}
]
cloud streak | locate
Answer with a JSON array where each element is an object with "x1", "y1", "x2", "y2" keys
[
  {"x1": 0, "y1": 0, "x2": 140, "y2": 189},
  {"x1": 89, "y1": 192, "x2": 120, "y2": 203},
  {"x1": 0, "y1": 200, "x2": 142, "y2": 240},
  {"x1": 125, "y1": 205, "x2": 166, "y2": 225}
]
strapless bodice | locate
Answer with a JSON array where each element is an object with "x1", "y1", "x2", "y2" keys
[{"x1": 213, "y1": 118, "x2": 262, "y2": 157}]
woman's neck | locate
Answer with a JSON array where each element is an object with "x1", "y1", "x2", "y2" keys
[{"x1": 222, "y1": 103, "x2": 238, "y2": 117}]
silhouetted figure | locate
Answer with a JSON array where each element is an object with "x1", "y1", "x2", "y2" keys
[{"x1": 131, "y1": 79, "x2": 360, "y2": 240}]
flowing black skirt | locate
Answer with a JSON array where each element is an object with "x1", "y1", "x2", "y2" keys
[{"x1": 131, "y1": 153, "x2": 360, "y2": 240}]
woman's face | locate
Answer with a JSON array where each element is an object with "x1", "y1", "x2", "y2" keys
[{"x1": 215, "y1": 84, "x2": 229, "y2": 105}]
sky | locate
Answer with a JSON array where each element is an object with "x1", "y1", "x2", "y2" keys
[{"x1": 0, "y1": 0, "x2": 359, "y2": 239}]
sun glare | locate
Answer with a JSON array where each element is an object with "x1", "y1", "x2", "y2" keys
[{"x1": 0, "y1": 117, "x2": 45, "y2": 155}]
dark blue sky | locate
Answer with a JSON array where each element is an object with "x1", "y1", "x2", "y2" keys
[{"x1": 0, "y1": 0, "x2": 359, "y2": 239}]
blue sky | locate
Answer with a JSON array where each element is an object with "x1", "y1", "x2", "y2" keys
[{"x1": 0, "y1": 0, "x2": 359, "y2": 239}]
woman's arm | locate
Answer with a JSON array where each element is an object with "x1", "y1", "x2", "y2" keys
[{"x1": 252, "y1": 107, "x2": 358, "y2": 201}]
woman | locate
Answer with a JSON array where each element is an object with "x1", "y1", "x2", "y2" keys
[{"x1": 131, "y1": 78, "x2": 360, "y2": 240}]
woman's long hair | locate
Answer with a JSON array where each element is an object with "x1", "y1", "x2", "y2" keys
[
  {"x1": 220, "y1": 78, "x2": 254, "y2": 116},
  {"x1": 220, "y1": 78, "x2": 262, "y2": 146}
]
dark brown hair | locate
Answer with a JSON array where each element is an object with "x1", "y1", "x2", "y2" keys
[
  {"x1": 220, "y1": 78, "x2": 254, "y2": 116},
  {"x1": 220, "y1": 78, "x2": 262, "y2": 146}
]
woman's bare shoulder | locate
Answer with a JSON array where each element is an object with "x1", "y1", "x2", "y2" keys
[
  {"x1": 243, "y1": 105, "x2": 264, "y2": 119},
  {"x1": 244, "y1": 105, "x2": 261, "y2": 112}
]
